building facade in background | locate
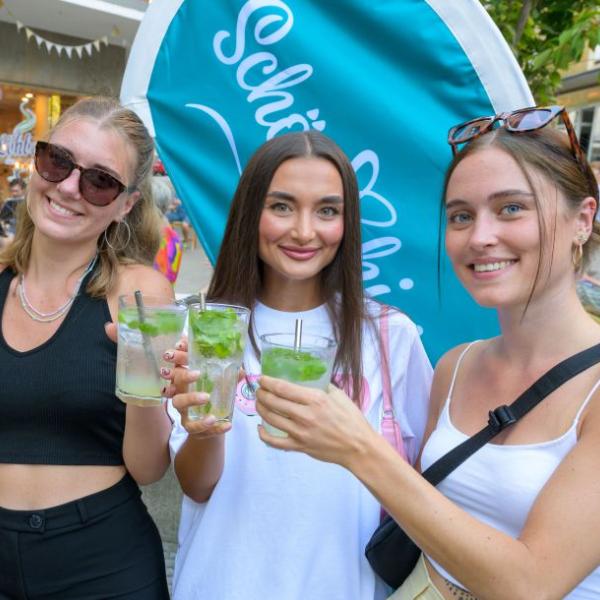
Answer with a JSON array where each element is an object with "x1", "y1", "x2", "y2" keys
[
  {"x1": 559, "y1": 45, "x2": 600, "y2": 164},
  {"x1": 0, "y1": 0, "x2": 146, "y2": 198}
]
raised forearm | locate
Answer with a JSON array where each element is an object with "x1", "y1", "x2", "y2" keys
[
  {"x1": 123, "y1": 404, "x2": 172, "y2": 485},
  {"x1": 174, "y1": 435, "x2": 225, "y2": 503},
  {"x1": 347, "y1": 434, "x2": 545, "y2": 600}
]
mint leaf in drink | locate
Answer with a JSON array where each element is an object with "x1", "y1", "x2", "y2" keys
[
  {"x1": 118, "y1": 307, "x2": 184, "y2": 337},
  {"x1": 262, "y1": 348, "x2": 327, "y2": 382},
  {"x1": 190, "y1": 308, "x2": 245, "y2": 359},
  {"x1": 153, "y1": 310, "x2": 185, "y2": 335}
]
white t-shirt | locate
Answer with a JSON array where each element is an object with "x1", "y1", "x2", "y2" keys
[{"x1": 169, "y1": 300, "x2": 432, "y2": 600}]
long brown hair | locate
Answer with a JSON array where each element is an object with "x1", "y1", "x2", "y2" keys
[
  {"x1": 441, "y1": 126, "x2": 600, "y2": 306},
  {"x1": 0, "y1": 97, "x2": 161, "y2": 297},
  {"x1": 208, "y1": 131, "x2": 368, "y2": 405}
]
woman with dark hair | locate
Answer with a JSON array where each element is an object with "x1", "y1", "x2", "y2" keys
[
  {"x1": 0, "y1": 97, "x2": 171, "y2": 597},
  {"x1": 257, "y1": 108, "x2": 600, "y2": 599},
  {"x1": 165, "y1": 131, "x2": 432, "y2": 599}
]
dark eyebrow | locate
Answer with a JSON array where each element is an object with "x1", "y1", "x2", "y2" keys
[
  {"x1": 266, "y1": 191, "x2": 344, "y2": 204},
  {"x1": 317, "y1": 195, "x2": 344, "y2": 204},
  {"x1": 54, "y1": 143, "x2": 124, "y2": 181},
  {"x1": 266, "y1": 191, "x2": 295, "y2": 201},
  {"x1": 446, "y1": 189, "x2": 534, "y2": 210}
]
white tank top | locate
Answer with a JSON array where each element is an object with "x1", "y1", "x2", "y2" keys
[{"x1": 421, "y1": 342, "x2": 600, "y2": 599}]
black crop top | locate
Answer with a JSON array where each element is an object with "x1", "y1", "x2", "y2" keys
[{"x1": 0, "y1": 267, "x2": 125, "y2": 465}]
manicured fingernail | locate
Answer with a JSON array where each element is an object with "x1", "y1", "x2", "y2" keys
[
  {"x1": 160, "y1": 367, "x2": 171, "y2": 377},
  {"x1": 175, "y1": 341, "x2": 185, "y2": 350},
  {"x1": 203, "y1": 415, "x2": 216, "y2": 426},
  {"x1": 195, "y1": 392, "x2": 210, "y2": 401},
  {"x1": 188, "y1": 370, "x2": 201, "y2": 378},
  {"x1": 163, "y1": 350, "x2": 174, "y2": 360}
]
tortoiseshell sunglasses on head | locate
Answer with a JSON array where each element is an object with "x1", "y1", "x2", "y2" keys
[{"x1": 447, "y1": 106, "x2": 596, "y2": 196}]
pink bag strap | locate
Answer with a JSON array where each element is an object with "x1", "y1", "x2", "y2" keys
[{"x1": 379, "y1": 305, "x2": 407, "y2": 462}]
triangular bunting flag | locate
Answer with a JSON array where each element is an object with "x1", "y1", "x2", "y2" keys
[{"x1": 13, "y1": 21, "x2": 110, "y2": 58}]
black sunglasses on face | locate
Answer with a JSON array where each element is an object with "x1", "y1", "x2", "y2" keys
[{"x1": 34, "y1": 141, "x2": 136, "y2": 206}]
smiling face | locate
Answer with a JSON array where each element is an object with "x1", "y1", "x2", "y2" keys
[
  {"x1": 444, "y1": 147, "x2": 588, "y2": 309},
  {"x1": 258, "y1": 157, "x2": 345, "y2": 291},
  {"x1": 27, "y1": 118, "x2": 138, "y2": 246}
]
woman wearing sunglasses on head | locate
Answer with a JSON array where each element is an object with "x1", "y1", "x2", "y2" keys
[
  {"x1": 162, "y1": 131, "x2": 433, "y2": 599},
  {"x1": 0, "y1": 97, "x2": 172, "y2": 598},
  {"x1": 257, "y1": 107, "x2": 600, "y2": 599}
]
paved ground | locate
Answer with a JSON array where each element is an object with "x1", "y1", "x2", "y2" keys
[
  {"x1": 175, "y1": 243, "x2": 214, "y2": 296},
  {"x1": 142, "y1": 242, "x2": 214, "y2": 595}
]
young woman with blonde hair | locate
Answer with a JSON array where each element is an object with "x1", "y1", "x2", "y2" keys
[{"x1": 0, "y1": 97, "x2": 172, "y2": 598}]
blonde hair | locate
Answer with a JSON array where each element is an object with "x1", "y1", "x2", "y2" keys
[{"x1": 0, "y1": 97, "x2": 162, "y2": 297}]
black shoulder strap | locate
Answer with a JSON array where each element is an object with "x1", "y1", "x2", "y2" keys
[{"x1": 423, "y1": 342, "x2": 600, "y2": 487}]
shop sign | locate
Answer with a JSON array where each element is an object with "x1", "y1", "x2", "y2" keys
[{"x1": 0, "y1": 131, "x2": 35, "y2": 163}]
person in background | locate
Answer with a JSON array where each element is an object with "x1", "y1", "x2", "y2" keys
[
  {"x1": 165, "y1": 197, "x2": 192, "y2": 246},
  {"x1": 257, "y1": 108, "x2": 600, "y2": 599},
  {"x1": 1, "y1": 177, "x2": 26, "y2": 237},
  {"x1": 0, "y1": 97, "x2": 172, "y2": 598},
  {"x1": 163, "y1": 131, "x2": 432, "y2": 599},
  {"x1": 152, "y1": 175, "x2": 183, "y2": 284}
]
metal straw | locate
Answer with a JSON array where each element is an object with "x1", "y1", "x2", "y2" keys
[
  {"x1": 294, "y1": 318, "x2": 303, "y2": 351},
  {"x1": 199, "y1": 291, "x2": 206, "y2": 311},
  {"x1": 134, "y1": 290, "x2": 160, "y2": 374}
]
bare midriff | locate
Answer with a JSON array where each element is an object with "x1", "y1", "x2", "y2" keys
[
  {"x1": 424, "y1": 555, "x2": 478, "y2": 600},
  {"x1": 0, "y1": 464, "x2": 126, "y2": 510}
]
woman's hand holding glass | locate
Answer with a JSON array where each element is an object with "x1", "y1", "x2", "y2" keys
[
  {"x1": 162, "y1": 338, "x2": 232, "y2": 437},
  {"x1": 256, "y1": 376, "x2": 377, "y2": 467}
]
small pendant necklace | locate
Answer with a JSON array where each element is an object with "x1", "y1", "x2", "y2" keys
[{"x1": 17, "y1": 253, "x2": 99, "y2": 323}]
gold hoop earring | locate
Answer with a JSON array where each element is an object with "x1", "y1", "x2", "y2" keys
[{"x1": 572, "y1": 243, "x2": 584, "y2": 271}]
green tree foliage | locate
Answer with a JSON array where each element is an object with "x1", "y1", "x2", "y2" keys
[{"x1": 484, "y1": 0, "x2": 600, "y2": 104}]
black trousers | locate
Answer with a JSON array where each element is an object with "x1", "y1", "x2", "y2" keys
[{"x1": 0, "y1": 474, "x2": 169, "y2": 599}]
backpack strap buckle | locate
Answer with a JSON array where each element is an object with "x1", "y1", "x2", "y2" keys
[{"x1": 488, "y1": 405, "x2": 517, "y2": 433}]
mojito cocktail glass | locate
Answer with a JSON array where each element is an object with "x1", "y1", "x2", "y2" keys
[
  {"x1": 260, "y1": 333, "x2": 337, "y2": 437},
  {"x1": 188, "y1": 303, "x2": 250, "y2": 422},
  {"x1": 116, "y1": 295, "x2": 187, "y2": 407}
]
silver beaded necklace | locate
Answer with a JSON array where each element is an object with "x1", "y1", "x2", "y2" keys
[{"x1": 17, "y1": 253, "x2": 99, "y2": 323}]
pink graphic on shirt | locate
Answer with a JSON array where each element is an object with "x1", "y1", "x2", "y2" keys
[
  {"x1": 235, "y1": 373, "x2": 371, "y2": 416},
  {"x1": 235, "y1": 374, "x2": 260, "y2": 415}
]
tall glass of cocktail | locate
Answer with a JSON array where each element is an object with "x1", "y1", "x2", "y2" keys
[
  {"x1": 116, "y1": 294, "x2": 187, "y2": 407},
  {"x1": 188, "y1": 303, "x2": 250, "y2": 422},
  {"x1": 260, "y1": 333, "x2": 337, "y2": 437}
]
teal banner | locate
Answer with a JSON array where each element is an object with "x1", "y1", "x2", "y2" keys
[{"x1": 121, "y1": 0, "x2": 533, "y2": 362}]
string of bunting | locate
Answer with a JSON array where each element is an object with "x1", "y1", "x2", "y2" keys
[
  {"x1": 15, "y1": 21, "x2": 110, "y2": 59},
  {"x1": 0, "y1": 0, "x2": 122, "y2": 58}
]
